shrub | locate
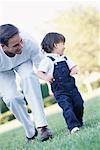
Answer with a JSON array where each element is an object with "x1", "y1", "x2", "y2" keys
[
  {"x1": 0, "y1": 98, "x2": 9, "y2": 114},
  {"x1": 91, "y1": 79, "x2": 100, "y2": 89},
  {"x1": 0, "y1": 95, "x2": 56, "y2": 125},
  {"x1": 40, "y1": 83, "x2": 50, "y2": 98},
  {"x1": 27, "y1": 106, "x2": 32, "y2": 113},
  {"x1": 78, "y1": 84, "x2": 88, "y2": 93},
  {"x1": 0, "y1": 111, "x2": 15, "y2": 125},
  {"x1": 0, "y1": 83, "x2": 50, "y2": 114},
  {"x1": 27, "y1": 95, "x2": 56, "y2": 113},
  {"x1": 44, "y1": 95, "x2": 56, "y2": 107}
]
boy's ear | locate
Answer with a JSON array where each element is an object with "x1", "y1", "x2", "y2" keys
[{"x1": 54, "y1": 43, "x2": 57, "y2": 48}]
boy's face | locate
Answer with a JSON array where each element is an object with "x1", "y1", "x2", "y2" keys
[
  {"x1": 53, "y1": 42, "x2": 65, "y2": 56},
  {"x1": 2, "y1": 33, "x2": 23, "y2": 56}
]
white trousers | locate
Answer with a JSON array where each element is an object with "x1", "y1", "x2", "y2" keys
[{"x1": 0, "y1": 60, "x2": 47, "y2": 138}]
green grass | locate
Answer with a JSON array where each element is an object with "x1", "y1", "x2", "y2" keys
[{"x1": 0, "y1": 96, "x2": 100, "y2": 150}]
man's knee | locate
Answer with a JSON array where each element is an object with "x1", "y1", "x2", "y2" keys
[{"x1": 3, "y1": 91, "x2": 25, "y2": 108}]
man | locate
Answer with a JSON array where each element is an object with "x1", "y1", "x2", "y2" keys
[{"x1": 0, "y1": 24, "x2": 53, "y2": 142}]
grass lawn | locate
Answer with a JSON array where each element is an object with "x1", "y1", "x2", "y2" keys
[{"x1": 0, "y1": 95, "x2": 100, "y2": 150}]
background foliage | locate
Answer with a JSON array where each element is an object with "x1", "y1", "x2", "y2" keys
[{"x1": 52, "y1": 6, "x2": 99, "y2": 74}]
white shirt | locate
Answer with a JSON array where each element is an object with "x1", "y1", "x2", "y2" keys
[
  {"x1": 0, "y1": 32, "x2": 44, "y2": 72},
  {"x1": 38, "y1": 53, "x2": 76, "y2": 76}
]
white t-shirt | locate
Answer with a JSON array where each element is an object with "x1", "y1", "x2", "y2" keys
[
  {"x1": 38, "y1": 53, "x2": 76, "y2": 76},
  {"x1": 0, "y1": 32, "x2": 44, "y2": 72}
]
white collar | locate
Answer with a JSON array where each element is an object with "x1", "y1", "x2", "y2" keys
[{"x1": 46, "y1": 53, "x2": 61, "y2": 57}]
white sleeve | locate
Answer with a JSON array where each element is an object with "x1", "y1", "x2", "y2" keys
[
  {"x1": 38, "y1": 57, "x2": 51, "y2": 73},
  {"x1": 66, "y1": 56, "x2": 76, "y2": 70},
  {"x1": 29, "y1": 39, "x2": 44, "y2": 68},
  {"x1": 21, "y1": 32, "x2": 44, "y2": 68},
  {"x1": 0, "y1": 48, "x2": 2, "y2": 67}
]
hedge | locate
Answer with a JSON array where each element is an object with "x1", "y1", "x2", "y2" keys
[
  {"x1": 44, "y1": 95, "x2": 56, "y2": 107},
  {"x1": 0, "y1": 111, "x2": 15, "y2": 125},
  {"x1": 0, "y1": 95, "x2": 56, "y2": 125},
  {"x1": 0, "y1": 83, "x2": 50, "y2": 114},
  {"x1": 0, "y1": 98, "x2": 9, "y2": 114},
  {"x1": 40, "y1": 83, "x2": 50, "y2": 98}
]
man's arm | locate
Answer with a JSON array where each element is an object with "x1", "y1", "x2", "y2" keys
[
  {"x1": 66, "y1": 56, "x2": 78, "y2": 76},
  {"x1": 37, "y1": 57, "x2": 53, "y2": 83},
  {"x1": 24, "y1": 34, "x2": 44, "y2": 69}
]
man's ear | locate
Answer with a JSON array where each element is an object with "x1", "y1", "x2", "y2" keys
[
  {"x1": 1, "y1": 44, "x2": 5, "y2": 48},
  {"x1": 1, "y1": 44, "x2": 9, "y2": 51},
  {"x1": 1, "y1": 44, "x2": 8, "y2": 49}
]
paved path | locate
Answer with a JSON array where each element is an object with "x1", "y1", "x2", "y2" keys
[{"x1": 0, "y1": 104, "x2": 61, "y2": 134}]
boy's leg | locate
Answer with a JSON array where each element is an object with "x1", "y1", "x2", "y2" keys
[
  {"x1": 0, "y1": 70, "x2": 36, "y2": 138},
  {"x1": 54, "y1": 93, "x2": 81, "y2": 131},
  {"x1": 72, "y1": 87, "x2": 84, "y2": 126}
]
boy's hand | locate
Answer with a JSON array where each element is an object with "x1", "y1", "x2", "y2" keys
[
  {"x1": 70, "y1": 66, "x2": 78, "y2": 76},
  {"x1": 38, "y1": 71, "x2": 53, "y2": 83}
]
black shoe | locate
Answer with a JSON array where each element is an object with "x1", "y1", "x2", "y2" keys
[
  {"x1": 40, "y1": 127, "x2": 53, "y2": 142},
  {"x1": 26, "y1": 128, "x2": 38, "y2": 143}
]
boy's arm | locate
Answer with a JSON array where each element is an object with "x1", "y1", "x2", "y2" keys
[
  {"x1": 66, "y1": 56, "x2": 78, "y2": 76},
  {"x1": 37, "y1": 71, "x2": 53, "y2": 83},
  {"x1": 38, "y1": 57, "x2": 53, "y2": 82}
]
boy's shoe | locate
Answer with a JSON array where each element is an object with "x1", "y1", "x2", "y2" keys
[
  {"x1": 39, "y1": 127, "x2": 53, "y2": 142},
  {"x1": 70, "y1": 127, "x2": 79, "y2": 134},
  {"x1": 26, "y1": 128, "x2": 38, "y2": 143}
]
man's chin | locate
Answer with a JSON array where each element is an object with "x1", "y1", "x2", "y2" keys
[{"x1": 16, "y1": 51, "x2": 22, "y2": 54}]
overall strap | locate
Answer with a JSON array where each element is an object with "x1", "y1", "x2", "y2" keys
[
  {"x1": 64, "y1": 56, "x2": 68, "y2": 60},
  {"x1": 47, "y1": 56, "x2": 67, "y2": 61},
  {"x1": 47, "y1": 56, "x2": 55, "y2": 61}
]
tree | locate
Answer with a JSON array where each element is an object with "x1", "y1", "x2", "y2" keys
[
  {"x1": 52, "y1": 5, "x2": 100, "y2": 92},
  {"x1": 53, "y1": 6, "x2": 99, "y2": 74}
]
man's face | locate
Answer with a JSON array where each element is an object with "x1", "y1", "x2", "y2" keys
[{"x1": 3, "y1": 33, "x2": 23, "y2": 55}]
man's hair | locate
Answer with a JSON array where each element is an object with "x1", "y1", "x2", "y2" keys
[
  {"x1": 0, "y1": 24, "x2": 19, "y2": 45},
  {"x1": 41, "y1": 32, "x2": 65, "y2": 53}
]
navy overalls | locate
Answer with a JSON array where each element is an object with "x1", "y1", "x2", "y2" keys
[{"x1": 48, "y1": 56, "x2": 84, "y2": 131}]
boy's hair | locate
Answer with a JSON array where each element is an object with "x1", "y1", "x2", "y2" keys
[
  {"x1": 41, "y1": 32, "x2": 65, "y2": 53},
  {"x1": 0, "y1": 24, "x2": 19, "y2": 45}
]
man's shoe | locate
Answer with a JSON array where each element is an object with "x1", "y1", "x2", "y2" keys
[
  {"x1": 40, "y1": 127, "x2": 53, "y2": 142},
  {"x1": 26, "y1": 128, "x2": 38, "y2": 143}
]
